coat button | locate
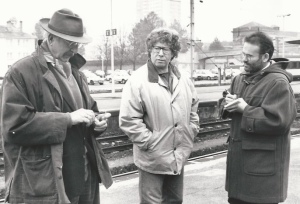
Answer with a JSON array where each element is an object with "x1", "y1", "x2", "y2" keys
[
  {"x1": 174, "y1": 171, "x2": 177, "y2": 174},
  {"x1": 248, "y1": 127, "x2": 252, "y2": 131},
  {"x1": 175, "y1": 124, "x2": 178, "y2": 127},
  {"x1": 174, "y1": 147, "x2": 176, "y2": 151}
]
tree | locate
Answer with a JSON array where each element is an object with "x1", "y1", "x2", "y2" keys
[
  {"x1": 169, "y1": 20, "x2": 189, "y2": 53},
  {"x1": 127, "y1": 12, "x2": 165, "y2": 70},
  {"x1": 97, "y1": 36, "x2": 111, "y2": 73},
  {"x1": 209, "y1": 37, "x2": 225, "y2": 51},
  {"x1": 114, "y1": 33, "x2": 129, "y2": 70}
]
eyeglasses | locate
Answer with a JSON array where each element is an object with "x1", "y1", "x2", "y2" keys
[
  {"x1": 64, "y1": 39, "x2": 82, "y2": 49},
  {"x1": 241, "y1": 53, "x2": 254, "y2": 61},
  {"x1": 152, "y1": 46, "x2": 171, "y2": 54}
]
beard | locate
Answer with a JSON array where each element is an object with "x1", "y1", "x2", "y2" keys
[{"x1": 244, "y1": 59, "x2": 264, "y2": 73}]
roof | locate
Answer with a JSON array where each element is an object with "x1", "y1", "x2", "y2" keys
[
  {"x1": 0, "y1": 25, "x2": 36, "y2": 39},
  {"x1": 237, "y1": 21, "x2": 270, "y2": 29}
]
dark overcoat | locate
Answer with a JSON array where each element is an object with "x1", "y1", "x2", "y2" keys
[
  {"x1": 224, "y1": 62, "x2": 297, "y2": 203},
  {"x1": 0, "y1": 46, "x2": 113, "y2": 204}
]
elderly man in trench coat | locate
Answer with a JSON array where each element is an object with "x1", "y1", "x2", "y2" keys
[{"x1": 0, "y1": 8, "x2": 112, "y2": 204}]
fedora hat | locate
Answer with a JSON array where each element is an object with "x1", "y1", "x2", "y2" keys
[{"x1": 39, "y1": 8, "x2": 92, "y2": 43}]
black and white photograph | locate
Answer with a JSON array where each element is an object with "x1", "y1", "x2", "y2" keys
[{"x1": 0, "y1": 0, "x2": 300, "y2": 203}]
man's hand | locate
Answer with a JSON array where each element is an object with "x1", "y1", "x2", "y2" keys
[
  {"x1": 69, "y1": 108, "x2": 95, "y2": 126},
  {"x1": 94, "y1": 113, "x2": 111, "y2": 133},
  {"x1": 225, "y1": 92, "x2": 237, "y2": 104},
  {"x1": 224, "y1": 98, "x2": 248, "y2": 113}
]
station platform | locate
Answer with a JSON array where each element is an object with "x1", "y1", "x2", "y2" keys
[{"x1": 100, "y1": 135, "x2": 300, "y2": 204}]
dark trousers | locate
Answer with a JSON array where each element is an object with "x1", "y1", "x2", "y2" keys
[
  {"x1": 138, "y1": 168, "x2": 184, "y2": 204},
  {"x1": 69, "y1": 163, "x2": 100, "y2": 204},
  {"x1": 228, "y1": 197, "x2": 278, "y2": 204}
]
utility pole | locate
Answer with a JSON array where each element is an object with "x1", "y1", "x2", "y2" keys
[
  {"x1": 110, "y1": 0, "x2": 115, "y2": 94},
  {"x1": 190, "y1": 0, "x2": 195, "y2": 82},
  {"x1": 190, "y1": 0, "x2": 203, "y2": 82}
]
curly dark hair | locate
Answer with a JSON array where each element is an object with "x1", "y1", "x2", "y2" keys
[
  {"x1": 146, "y1": 27, "x2": 181, "y2": 60},
  {"x1": 244, "y1": 32, "x2": 274, "y2": 61}
]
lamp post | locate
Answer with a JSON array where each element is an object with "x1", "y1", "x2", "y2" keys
[
  {"x1": 190, "y1": 0, "x2": 203, "y2": 82},
  {"x1": 278, "y1": 14, "x2": 291, "y2": 57},
  {"x1": 190, "y1": 0, "x2": 195, "y2": 82},
  {"x1": 110, "y1": 0, "x2": 115, "y2": 94}
]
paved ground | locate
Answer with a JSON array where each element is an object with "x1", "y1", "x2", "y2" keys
[{"x1": 100, "y1": 135, "x2": 300, "y2": 204}]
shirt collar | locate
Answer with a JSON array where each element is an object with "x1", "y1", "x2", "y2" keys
[
  {"x1": 147, "y1": 60, "x2": 181, "y2": 83},
  {"x1": 262, "y1": 61, "x2": 271, "y2": 71}
]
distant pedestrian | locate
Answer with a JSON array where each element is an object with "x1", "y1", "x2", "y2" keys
[
  {"x1": 119, "y1": 27, "x2": 200, "y2": 204},
  {"x1": 221, "y1": 31, "x2": 297, "y2": 204},
  {"x1": 0, "y1": 8, "x2": 112, "y2": 204}
]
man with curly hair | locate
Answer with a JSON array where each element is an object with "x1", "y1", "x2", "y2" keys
[{"x1": 119, "y1": 27, "x2": 200, "y2": 204}]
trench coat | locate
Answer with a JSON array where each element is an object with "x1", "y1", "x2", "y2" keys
[
  {"x1": 119, "y1": 61, "x2": 200, "y2": 175},
  {"x1": 223, "y1": 61, "x2": 297, "y2": 203},
  {"x1": 0, "y1": 46, "x2": 113, "y2": 204}
]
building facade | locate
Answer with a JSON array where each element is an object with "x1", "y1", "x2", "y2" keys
[
  {"x1": 232, "y1": 21, "x2": 300, "y2": 57},
  {"x1": 136, "y1": 0, "x2": 181, "y2": 25},
  {"x1": 0, "y1": 20, "x2": 36, "y2": 77}
]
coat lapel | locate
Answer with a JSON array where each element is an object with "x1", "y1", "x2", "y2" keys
[
  {"x1": 48, "y1": 64, "x2": 77, "y2": 112},
  {"x1": 73, "y1": 70, "x2": 88, "y2": 109},
  {"x1": 38, "y1": 53, "x2": 64, "y2": 105},
  {"x1": 171, "y1": 76, "x2": 180, "y2": 101}
]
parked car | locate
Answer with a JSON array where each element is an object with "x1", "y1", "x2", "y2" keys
[
  {"x1": 106, "y1": 72, "x2": 130, "y2": 84},
  {"x1": 192, "y1": 70, "x2": 218, "y2": 80},
  {"x1": 114, "y1": 72, "x2": 130, "y2": 84},
  {"x1": 95, "y1": 70, "x2": 105, "y2": 78},
  {"x1": 106, "y1": 70, "x2": 130, "y2": 83},
  {"x1": 210, "y1": 68, "x2": 242, "y2": 79},
  {"x1": 105, "y1": 74, "x2": 112, "y2": 81},
  {"x1": 84, "y1": 72, "x2": 104, "y2": 85},
  {"x1": 223, "y1": 68, "x2": 241, "y2": 79}
]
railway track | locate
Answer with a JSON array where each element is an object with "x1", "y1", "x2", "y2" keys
[
  {"x1": 100, "y1": 113, "x2": 300, "y2": 153},
  {"x1": 0, "y1": 119, "x2": 234, "y2": 171}
]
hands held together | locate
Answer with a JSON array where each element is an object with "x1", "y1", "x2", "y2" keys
[
  {"x1": 69, "y1": 109, "x2": 111, "y2": 132},
  {"x1": 223, "y1": 91, "x2": 248, "y2": 113}
]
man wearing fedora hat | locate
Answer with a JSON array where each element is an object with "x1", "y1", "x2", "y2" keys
[{"x1": 0, "y1": 8, "x2": 112, "y2": 204}]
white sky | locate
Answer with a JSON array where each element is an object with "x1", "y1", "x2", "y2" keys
[{"x1": 1, "y1": 0, "x2": 300, "y2": 43}]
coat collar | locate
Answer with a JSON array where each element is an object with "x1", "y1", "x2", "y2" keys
[
  {"x1": 34, "y1": 41, "x2": 89, "y2": 111},
  {"x1": 147, "y1": 60, "x2": 181, "y2": 83}
]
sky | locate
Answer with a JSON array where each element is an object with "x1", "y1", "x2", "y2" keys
[{"x1": 1, "y1": 0, "x2": 300, "y2": 43}]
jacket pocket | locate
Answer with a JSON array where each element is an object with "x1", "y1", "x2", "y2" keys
[
  {"x1": 242, "y1": 139, "x2": 276, "y2": 176},
  {"x1": 21, "y1": 155, "x2": 56, "y2": 197},
  {"x1": 147, "y1": 130, "x2": 158, "y2": 151}
]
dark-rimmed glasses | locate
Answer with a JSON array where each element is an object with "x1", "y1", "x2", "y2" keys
[{"x1": 152, "y1": 46, "x2": 171, "y2": 54}]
